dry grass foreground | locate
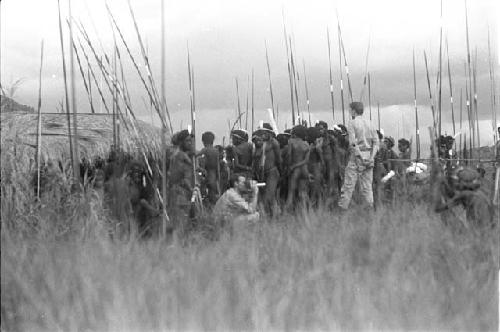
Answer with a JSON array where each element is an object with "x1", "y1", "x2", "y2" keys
[{"x1": 1, "y1": 193, "x2": 498, "y2": 331}]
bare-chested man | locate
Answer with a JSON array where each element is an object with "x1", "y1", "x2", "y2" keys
[
  {"x1": 229, "y1": 129, "x2": 253, "y2": 179},
  {"x1": 168, "y1": 129, "x2": 195, "y2": 230},
  {"x1": 306, "y1": 126, "x2": 324, "y2": 205},
  {"x1": 252, "y1": 127, "x2": 282, "y2": 215},
  {"x1": 285, "y1": 125, "x2": 310, "y2": 209},
  {"x1": 198, "y1": 131, "x2": 220, "y2": 205}
]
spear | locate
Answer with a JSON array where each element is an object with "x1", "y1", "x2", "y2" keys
[
  {"x1": 336, "y1": 11, "x2": 353, "y2": 103},
  {"x1": 68, "y1": 27, "x2": 95, "y2": 115},
  {"x1": 464, "y1": 62, "x2": 473, "y2": 161},
  {"x1": 377, "y1": 102, "x2": 381, "y2": 131},
  {"x1": 303, "y1": 59, "x2": 311, "y2": 126},
  {"x1": 424, "y1": 51, "x2": 437, "y2": 137},
  {"x1": 281, "y1": 11, "x2": 295, "y2": 125},
  {"x1": 488, "y1": 27, "x2": 497, "y2": 145},
  {"x1": 235, "y1": 77, "x2": 242, "y2": 128},
  {"x1": 326, "y1": 28, "x2": 335, "y2": 123},
  {"x1": 187, "y1": 46, "x2": 197, "y2": 187},
  {"x1": 464, "y1": 0, "x2": 475, "y2": 153},
  {"x1": 36, "y1": 40, "x2": 44, "y2": 200},
  {"x1": 359, "y1": 31, "x2": 371, "y2": 101},
  {"x1": 57, "y1": 0, "x2": 74, "y2": 176},
  {"x1": 264, "y1": 40, "x2": 276, "y2": 120},
  {"x1": 337, "y1": 24, "x2": 346, "y2": 124},
  {"x1": 368, "y1": 72, "x2": 372, "y2": 121},
  {"x1": 112, "y1": 44, "x2": 118, "y2": 149},
  {"x1": 69, "y1": 0, "x2": 80, "y2": 184},
  {"x1": 289, "y1": 35, "x2": 301, "y2": 120},
  {"x1": 251, "y1": 68, "x2": 255, "y2": 133},
  {"x1": 472, "y1": 47, "x2": 480, "y2": 150},
  {"x1": 437, "y1": 0, "x2": 443, "y2": 139},
  {"x1": 412, "y1": 48, "x2": 420, "y2": 160},
  {"x1": 445, "y1": 36, "x2": 456, "y2": 138},
  {"x1": 245, "y1": 74, "x2": 249, "y2": 131},
  {"x1": 459, "y1": 88, "x2": 463, "y2": 159}
]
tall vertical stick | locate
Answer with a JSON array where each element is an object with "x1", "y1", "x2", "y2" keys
[
  {"x1": 424, "y1": 51, "x2": 438, "y2": 136},
  {"x1": 472, "y1": 48, "x2": 480, "y2": 150},
  {"x1": 368, "y1": 72, "x2": 372, "y2": 121},
  {"x1": 459, "y1": 88, "x2": 463, "y2": 159},
  {"x1": 235, "y1": 77, "x2": 242, "y2": 128},
  {"x1": 281, "y1": 11, "x2": 295, "y2": 125},
  {"x1": 487, "y1": 27, "x2": 497, "y2": 146},
  {"x1": 161, "y1": 0, "x2": 169, "y2": 236},
  {"x1": 251, "y1": 68, "x2": 255, "y2": 134},
  {"x1": 36, "y1": 40, "x2": 44, "y2": 200},
  {"x1": 336, "y1": 12, "x2": 353, "y2": 103},
  {"x1": 245, "y1": 74, "x2": 249, "y2": 131},
  {"x1": 303, "y1": 59, "x2": 311, "y2": 126},
  {"x1": 337, "y1": 24, "x2": 346, "y2": 124},
  {"x1": 445, "y1": 37, "x2": 456, "y2": 137},
  {"x1": 264, "y1": 41, "x2": 276, "y2": 121},
  {"x1": 412, "y1": 48, "x2": 420, "y2": 160},
  {"x1": 69, "y1": 0, "x2": 80, "y2": 184},
  {"x1": 464, "y1": 0, "x2": 475, "y2": 153},
  {"x1": 57, "y1": 0, "x2": 74, "y2": 174},
  {"x1": 327, "y1": 28, "x2": 335, "y2": 123},
  {"x1": 377, "y1": 102, "x2": 381, "y2": 131},
  {"x1": 437, "y1": 0, "x2": 443, "y2": 139}
]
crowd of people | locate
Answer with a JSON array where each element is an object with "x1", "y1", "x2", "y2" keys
[{"x1": 34, "y1": 101, "x2": 499, "y2": 238}]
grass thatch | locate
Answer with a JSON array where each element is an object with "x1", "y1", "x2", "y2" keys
[{"x1": 1, "y1": 110, "x2": 165, "y2": 172}]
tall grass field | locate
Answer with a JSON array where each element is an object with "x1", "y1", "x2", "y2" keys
[{"x1": 1, "y1": 171, "x2": 498, "y2": 331}]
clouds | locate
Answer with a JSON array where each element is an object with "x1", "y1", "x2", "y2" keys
[{"x1": 1, "y1": 0, "x2": 498, "y2": 127}]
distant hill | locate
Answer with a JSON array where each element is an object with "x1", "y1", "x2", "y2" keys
[{"x1": 1, "y1": 96, "x2": 35, "y2": 113}]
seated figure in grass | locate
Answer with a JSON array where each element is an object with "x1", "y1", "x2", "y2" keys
[
  {"x1": 435, "y1": 166, "x2": 495, "y2": 229},
  {"x1": 213, "y1": 173, "x2": 259, "y2": 235}
]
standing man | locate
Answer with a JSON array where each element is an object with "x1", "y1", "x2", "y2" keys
[
  {"x1": 338, "y1": 102, "x2": 379, "y2": 211},
  {"x1": 198, "y1": 131, "x2": 220, "y2": 206},
  {"x1": 168, "y1": 129, "x2": 196, "y2": 232}
]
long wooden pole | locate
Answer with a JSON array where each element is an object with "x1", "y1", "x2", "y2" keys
[
  {"x1": 337, "y1": 24, "x2": 346, "y2": 124},
  {"x1": 289, "y1": 35, "x2": 301, "y2": 121},
  {"x1": 368, "y1": 72, "x2": 372, "y2": 121},
  {"x1": 336, "y1": 12, "x2": 353, "y2": 103},
  {"x1": 281, "y1": 11, "x2": 295, "y2": 125},
  {"x1": 412, "y1": 48, "x2": 420, "y2": 160},
  {"x1": 245, "y1": 74, "x2": 249, "y2": 131},
  {"x1": 235, "y1": 77, "x2": 242, "y2": 128},
  {"x1": 161, "y1": 0, "x2": 169, "y2": 236},
  {"x1": 424, "y1": 51, "x2": 438, "y2": 137},
  {"x1": 36, "y1": 40, "x2": 44, "y2": 200},
  {"x1": 445, "y1": 37, "x2": 456, "y2": 137},
  {"x1": 264, "y1": 41, "x2": 276, "y2": 121},
  {"x1": 472, "y1": 48, "x2": 480, "y2": 150},
  {"x1": 69, "y1": 0, "x2": 80, "y2": 185},
  {"x1": 251, "y1": 68, "x2": 255, "y2": 133},
  {"x1": 327, "y1": 28, "x2": 335, "y2": 123},
  {"x1": 487, "y1": 27, "x2": 497, "y2": 146},
  {"x1": 303, "y1": 59, "x2": 311, "y2": 126},
  {"x1": 57, "y1": 0, "x2": 74, "y2": 175},
  {"x1": 437, "y1": 0, "x2": 443, "y2": 139},
  {"x1": 464, "y1": 0, "x2": 475, "y2": 153}
]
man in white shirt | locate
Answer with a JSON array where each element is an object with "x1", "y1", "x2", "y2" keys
[
  {"x1": 338, "y1": 101, "x2": 379, "y2": 210},
  {"x1": 213, "y1": 173, "x2": 260, "y2": 234}
]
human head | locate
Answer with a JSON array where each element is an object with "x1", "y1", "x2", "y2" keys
[
  {"x1": 252, "y1": 132, "x2": 264, "y2": 148},
  {"x1": 176, "y1": 129, "x2": 194, "y2": 153},
  {"x1": 202, "y1": 131, "x2": 215, "y2": 146},
  {"x1": 306, "y1": 126, "x2": 321, "y2": 144},
  {"x1": 315, "y1": 121, "x2": 328, "y2": 135},
  {"x1": 291, "y1": 125, "x2": 307, "y2": 140},
  {"x1": 276, "y1": 133, "x2": 291, "y2": 148},
  {"x1": 231, "y1": 129, "x2": 247, "y2": 145},
  {"x1": 398, "y1": 138, "x2": 410, "y2": 153},
  {"x1": 384, "y1": 136, "x2": 395, "y2": 150},
  {"x1": 229, "y1": 173, "x2": 247, "y2": 193},
  {"x1": 349, "y1": 101, "x2": 364, "y2": 117}
]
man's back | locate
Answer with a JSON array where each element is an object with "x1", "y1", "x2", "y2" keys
[{"x1": 347, "y1": 116, "x2": 378, "y2": 150}]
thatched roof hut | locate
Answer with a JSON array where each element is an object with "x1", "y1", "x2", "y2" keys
[{"x1": 1, "y1": 109, "x2": 167, "y2": 173}]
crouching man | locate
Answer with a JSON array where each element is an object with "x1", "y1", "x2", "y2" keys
[{"x1": 213, "y1": 173, "x2": 260, "y2": 236}]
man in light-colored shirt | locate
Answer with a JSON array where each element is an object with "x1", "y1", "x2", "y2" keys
[
  {"x1": 338, "y1": 101, "x2": 379, "y2": 210},
  {"x1": 213, "y1": 173, "x2": 260, "y2": 234}
]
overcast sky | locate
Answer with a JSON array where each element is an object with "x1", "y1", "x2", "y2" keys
[{"x1": 1, "y1": 0, "x2": 499, "y2": 146}]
